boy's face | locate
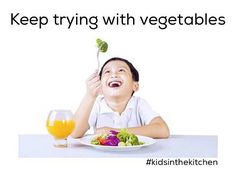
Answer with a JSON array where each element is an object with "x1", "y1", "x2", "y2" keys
[{"x1": 100, "y1": 60, "x2": 139, "y2": 98}]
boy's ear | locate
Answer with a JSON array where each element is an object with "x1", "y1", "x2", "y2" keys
[{"x1": 133, "y1": 82, "x2": 139, "y2": 92}]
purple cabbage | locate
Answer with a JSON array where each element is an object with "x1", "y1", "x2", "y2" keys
[
  {"x1": 109, "y1": 130, "x2": 119, "y2": 135},
  {"x1": 104, "y1": 135, "x2": 120, "y2": 146}
]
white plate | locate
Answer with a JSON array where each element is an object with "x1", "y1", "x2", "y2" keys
[{"x1": 77, "y1": 134, "x2": 156, "y2": 151}]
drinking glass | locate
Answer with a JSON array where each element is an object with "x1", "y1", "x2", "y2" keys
[{"x1": 46, "y1": 110, "x2": 75, "y2": 147}]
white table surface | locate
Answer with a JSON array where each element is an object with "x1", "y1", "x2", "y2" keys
[{"x1": 18, "y1": 134, "x2": 217, "y2": 158}]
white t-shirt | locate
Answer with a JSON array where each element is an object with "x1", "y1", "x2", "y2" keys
[{"x1": 88, "y1": 96, "x2": 160, "y2": 129}]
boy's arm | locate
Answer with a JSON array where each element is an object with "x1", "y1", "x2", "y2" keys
[
  {"x1": 95, "y1": 116, "x2": 170, "y2": 139},
  {"x1": 71, "y1": 71, "x2": 101, "y2": 138},
  {"x1": 126, "y1": 116, "x2": 170, "y2": 138}
]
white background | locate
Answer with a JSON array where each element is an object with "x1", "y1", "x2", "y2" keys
[{"x1": 0, "y1": 0, "x2": 235, "y2": 175}]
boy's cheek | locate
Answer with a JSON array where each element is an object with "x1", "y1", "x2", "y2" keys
[
  {"x1": 100, "y1": 77, "x2": 107, "y2": 84},
  {"x1": 101, "y1": 82, "x2": 107, "y2": 89}
]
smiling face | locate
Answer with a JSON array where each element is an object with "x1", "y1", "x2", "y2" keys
[{"x1": 100, "y1": 60, "x2": 139, "y2": 98}]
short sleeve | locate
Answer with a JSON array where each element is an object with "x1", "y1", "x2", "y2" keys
[
  {"x1": 138, "y1": 98, "x2": 160, "y2": 125},
  {"x1": 88, "y1": 98, "x2": 100, "y2": 129}
]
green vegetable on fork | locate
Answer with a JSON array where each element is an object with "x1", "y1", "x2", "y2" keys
[{"x1": 96, "y1": 38, "x2": 108, "y2": 71}]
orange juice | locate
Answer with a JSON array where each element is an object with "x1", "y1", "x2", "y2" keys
[{"x1": 46, "y1": 119, "x2": 75, "y2": 139}]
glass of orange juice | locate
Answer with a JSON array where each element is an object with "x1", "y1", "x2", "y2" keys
[{"x1": 46, "y1": 110, "x2": 75, "y2": 147}]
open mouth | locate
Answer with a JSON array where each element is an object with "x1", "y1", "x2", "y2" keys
[{"x1": 108, "y1": 80, "x2": 122, "y2": 88}]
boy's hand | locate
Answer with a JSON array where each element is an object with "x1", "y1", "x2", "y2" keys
[
  {"x1": 95, "y1": 127, "x2": 119, "y2": 134},
  {"x1": 86, "y1": 70, "x2": 101, "y2": 98}
]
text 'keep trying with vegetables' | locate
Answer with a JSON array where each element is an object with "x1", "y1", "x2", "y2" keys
[{"x1": 10, "y1": 12, "x2": 226, "y2": 30}]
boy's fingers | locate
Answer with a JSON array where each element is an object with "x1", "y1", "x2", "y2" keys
[
  {"x1": 87, "y1": 74, "x2": 96, "y2": 81},
  {"x1": 91, "y1": 76, "x2": 100, "y2": 83},
  {"x1": 87, "y1": 70, "x2": 98, "y2": 79},
  {"x1": 87, "y1": 77, "x2": 100, "y2": 87},
  {"x1": 90, "y1": 80, "x2": 101, "y2": 89}
]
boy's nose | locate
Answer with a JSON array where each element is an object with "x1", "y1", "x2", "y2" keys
[{"x1": 110, "y1": 72, "x2": 118, "y2": 78}]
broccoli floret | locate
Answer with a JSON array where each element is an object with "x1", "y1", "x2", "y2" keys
[
  {"x1": 117, "y1": 129, "x2": 130, "y2": 142},
  {"x1": 96, "y1": 38, "x2": 108, "y2": 71},
  {"x1": 128, "y1": 134, "x2": 139, "y2": 145},
  {"x1": 91, "y1": 138, "x2": 100, "y2": 145},
  {"x1": 96, "y1": 38, "x2": 108, "y2": 52},
  {"x1": 117, "y1": 129, "x2": 142, "y2": 145}
]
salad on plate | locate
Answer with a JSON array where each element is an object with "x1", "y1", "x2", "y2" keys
[{"x1": 91, "y1": 129, "x2": 144, "y2": 146}]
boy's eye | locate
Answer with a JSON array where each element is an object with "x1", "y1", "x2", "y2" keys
[
  {"x1": 119, "y1": 68, "x2": 125, "y2": 72},
  {"x1": 104, "y1": 70, "x2": 110, "y2": 74}
]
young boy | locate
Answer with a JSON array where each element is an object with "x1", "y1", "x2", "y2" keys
[{"x1": 71, "y1": 57, "x2": 169, "y2": 138}]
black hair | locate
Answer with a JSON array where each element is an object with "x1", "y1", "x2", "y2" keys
[{"x1": 99, "y1": 57, "x2": 139, "y2": 82}]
